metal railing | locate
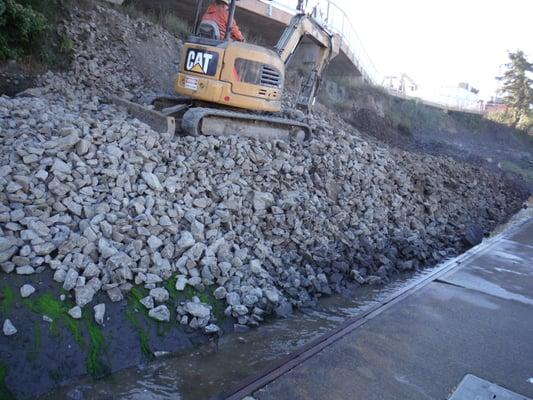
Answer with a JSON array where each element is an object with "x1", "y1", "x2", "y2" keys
[{"x1": 257, "y1": 0, "x2": 381, "y2": 84}]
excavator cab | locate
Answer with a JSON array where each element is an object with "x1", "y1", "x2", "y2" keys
[{"x1": 175, "y1": 0, "x2": 285, "y2": 112}]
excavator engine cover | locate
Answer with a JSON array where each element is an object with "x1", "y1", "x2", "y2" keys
[{"x1": 175, "y1": 40, "x2": 285, "y2": 113}]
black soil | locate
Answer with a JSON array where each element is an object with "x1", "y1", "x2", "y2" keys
[{"x1": 0, "y1": 271, "x2": 232, "y2": 399}]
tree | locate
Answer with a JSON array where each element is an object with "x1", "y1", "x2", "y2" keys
[
  {"x1": 0, "y1": 0, "x2": 50, "y2": 60},
  {"x1": 497, "y1": 50, "x2": 533, "y2": 129}
]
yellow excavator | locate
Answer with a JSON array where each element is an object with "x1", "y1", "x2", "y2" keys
[{"x1": 114, "y1": 0, "x2": 340, "y2": 141}]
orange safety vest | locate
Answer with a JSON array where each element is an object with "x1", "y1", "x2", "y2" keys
[{"x1": 201, "y1": 3, "x2": 245, "y2": 42}]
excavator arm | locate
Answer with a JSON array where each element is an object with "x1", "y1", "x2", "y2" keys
[{"x1": 275, "y1": 14, "x2": 340, "y2": 110}]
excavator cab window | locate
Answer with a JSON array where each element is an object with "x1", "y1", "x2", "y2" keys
[{"x1": 234, "y1": 59, "x2": 282, "y2": 88}]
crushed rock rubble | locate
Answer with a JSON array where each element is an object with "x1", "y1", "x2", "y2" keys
[{"x1": 0, "y1": 4, "x2": 525, "y2": 334}]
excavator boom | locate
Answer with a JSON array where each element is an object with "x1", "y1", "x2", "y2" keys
[{"x1": 275, "y1": 14, "x2": 340, "y2": 110}]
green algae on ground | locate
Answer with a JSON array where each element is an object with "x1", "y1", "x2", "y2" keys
[
  {"x1": 22, "y1": 293, "x2": 110, "y2": 379},
  {"x1": 164, "y1": 274, "x2": 179, "y2": 300},
  {"x1": 127, "y1": 286, "x2": 173, "y2": 339},
  {"x1": 0, "y1": 363, "x2": 15, "y2": 400},
  {"x1": 200, "y1": 287, "x2": 226, "y2": 322},
  {"x1": 22, "y1": 293, "x2": 83, "y2": 345},
  {"x1": 0, "y1": 286, "x2": 14, "y2": 314},
  {"x1": 128, "y1": 287, "x2": 150, "y2": 318},
  {"x1": 125, "y1": 288, "x2": 154, "y2": 359},
  {"x1": 83, "y1": 317, "x2": 110, "y2": 379},
  {"x1": 124, "y1": 307, "x2": 153, "y2": 360}
]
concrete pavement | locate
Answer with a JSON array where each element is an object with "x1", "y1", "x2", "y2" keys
[{"x1": 245, "y1": 218, "x2": 533, "y2": 399}]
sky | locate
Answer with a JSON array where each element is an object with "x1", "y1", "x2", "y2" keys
[{"x1": 335, "y1": 0, "x2": 533, "y2": 101}]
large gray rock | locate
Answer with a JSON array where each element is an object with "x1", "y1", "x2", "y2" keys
[
  {"x1": 253, "y1": 191, "x2": 275, "y2": 211},
  {"x1": 44, "y1": 132, "x2": 79, "y2": 150},
  {"x1": 264, "y1": 289, "x2": 280, "y2": 303},
  {"x1": 150, "y1": 287, "x2": 169, "y2": 303},
  {"x1": 0, "y1": 237, "x2": 16, "y2": 253},
  {"x1": 226, "y1": 292, "x2": 241, "y2": 306},
  {"x1": 3, "y1": 319, "x2": 17, "y2": 336},
  {"x1": 75, "y1": 285, "x2": 96, "y2": 307},
  {"x1": 16, "y1": 266, "x2": 35, "y2": 275},
  {"x1": 175, "y1": 275, "x2": 187, "y2": 291},
  {"x1": 0, "y1": 245, "x2": 17, "y2": 263},
  {"x1": 141, "y1": 172, "x2": 163, "y2": 191},
  {"x1": 184, "y1": 302, "x2": 210, "y2": 319},
  {"x1": 213, "y1": 286, "x2": 227, "y2": 300},
  {"x1": 63, "y1": 269, "x2": 79, "y2": 291},
  {"x1": 147, "y1": 235, "x2": 163, "y2": 251},
  {"x1": 20, "y1": 284, "x2": 36, "y2": 298},
  {"x1": 94, "y1": 303, "x2": 106, "y2": 325},
  {"x1": 149, "y1": 305, "x2": 170, "y2": 322},
  {"x1": 68, "y1": 306, "x2": 82, "y2": 319},
  {"x1": 204, "y1": 324, "x2": 220, "y2": 334},
  {"x1": 140, "y1": 296, "x2": 154, "y2": 309},
  {"x1": 176, "y1": 232, "x2": 195, "y2": 255},
  {"x1": 98, "y1": 238, "x2": 118, "y2": 259},
  {"x1": 107, "y1": 252, "x2": 133, "y2": 270}
]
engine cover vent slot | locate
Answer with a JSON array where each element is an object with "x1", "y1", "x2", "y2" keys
[{"x1": 260, "y1": 65, "x2": 281, "y2": 88}]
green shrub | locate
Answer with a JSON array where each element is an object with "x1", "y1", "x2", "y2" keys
[
  {"x1": 517, "y1": 111, "x2": 533, "y2": 132},
  {"x1": 0, "y1": 0, "x2": 50, "y2": 59},
  {"x1": 486, "y1": 108, "x2": 533, "y2": 133},
  {"x1": 59, "y1": 34, "x2": 73, "y2": 54},
  {"x1": 0, "y1": 0, "x2": 72, "y2": 69},
  {"x1": 486, "y1": 109, "x2": 514, "y2": 126}
]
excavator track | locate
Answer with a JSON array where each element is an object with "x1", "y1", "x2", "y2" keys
[
  {"x1": 181, "y1": 107, "x2": 311, "y2": 142},
  {"x1": 110, "y1": 96, "x2": 311, "y2": 141}
]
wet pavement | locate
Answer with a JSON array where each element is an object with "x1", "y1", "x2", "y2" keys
[{"x1": 232, "y1": 217, "x2": 533, "y2": 400}]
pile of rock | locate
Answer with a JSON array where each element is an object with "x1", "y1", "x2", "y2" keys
[
  {"x1": 0, "y1": 4, "x2": 525, "y2": 333},
  {"x1": 54, "y1": 4, "x2": 181, "y2": 99}
]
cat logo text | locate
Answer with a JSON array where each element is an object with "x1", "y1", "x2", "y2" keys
[{"x1": 185, "y1": 49, "x2": 219, "y2": 76}]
